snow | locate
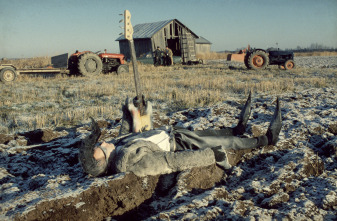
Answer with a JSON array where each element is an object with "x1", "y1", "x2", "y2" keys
[{"x1": 1, "y1": 58, "x2": 337, "y2": 220}]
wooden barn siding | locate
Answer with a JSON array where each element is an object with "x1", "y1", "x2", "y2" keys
[
  {"x1": 118, "y1": 41, "x2": 130, "y2": 58},
  {"x1": 152, "y1": 21, "x2": 185, "y2": 50},
  {"x1": 118, "y1": 39, "x2": 152, "y2": 59},
  {"x1": 196, "y1": 44, "x2": 211, "y2": 54},
  {"x1": 118, "y1": 20, "x2": 198, "y2": 59},
  {"x1": 152, "y1": 30, "x2": 166, "y2": 50},
  {"x1": 134, "y1": 39, "x2": 152, "y2": 57}
]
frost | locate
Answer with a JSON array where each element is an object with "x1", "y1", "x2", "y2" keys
[{"x1": 1, "y1": 87, "x2": 337, "y2": 220}]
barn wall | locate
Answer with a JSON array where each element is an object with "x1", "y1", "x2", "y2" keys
[
  {"x1": 151, "y1": 20, "x2": 195, "y2": 52},
  {"x1": 118, "y1": 40, "x2": 130, "y2": 58},
  {"x1": 118, "y1": 39, "x2": 152, "y2": 59},
  {"x1": 117, "y1": 19, "x2": 203, "y2": 61},
  {"x1": 134, "y1": 39, "x2": 152, "y2": 57},
  {"x1": 152, "y1": 29, "x2": 167, "y2": 50},
  {"x1": 196, "y1": 44, "x2": 211, "y2": 54}
]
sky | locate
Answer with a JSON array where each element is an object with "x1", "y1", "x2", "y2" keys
[{"x1": 0, "y1": 0, "x2": 336, "y2": 58}]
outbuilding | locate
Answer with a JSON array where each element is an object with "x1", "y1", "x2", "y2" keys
[
  {"x1": 195, "y1": 36, "x2": 212, "y2": 54},
  {"x1": 116, "y1": 19, "x2": 209, "y2": 63}
]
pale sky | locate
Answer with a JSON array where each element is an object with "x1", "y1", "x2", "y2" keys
[{"x1": 1, "y1": 0, "x2": 336, "y2": 58}]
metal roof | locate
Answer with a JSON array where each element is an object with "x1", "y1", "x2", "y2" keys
[
  {"x1": 195, "y1": 36, "x2": 212, "y2": 44},
  {"x1": 116, "y1": 19, "x2": 198, "y2": 41}
]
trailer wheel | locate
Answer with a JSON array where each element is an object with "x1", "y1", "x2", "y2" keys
[
  {"x1": 284, "y1": 60, "x2": 295, "y2": 70},
  {"x1": 0, "y1": 67, "x2": 17, "y2": 83},
  {"x1": 247, "y1": 50, "x2": 269, "y2": 70},
  {"x1": 78, "y1": 53, "x2": 103, "y2": 76},
  {"x1": 116, "y1": 64, "x2": 129, "y2": 74}
]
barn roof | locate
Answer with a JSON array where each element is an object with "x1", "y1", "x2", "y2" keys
[
  {"x1": 195, "y1": 36, "x2": 212, "y2": 44},
  {"x1": 116, "y1": 19, "x2": 198, "y2": 41}
]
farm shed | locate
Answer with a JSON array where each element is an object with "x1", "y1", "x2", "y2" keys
[
  {"x1": 195, "y1": 36, "x2": 212, "y2": 54},
  {"x1": 116, "y1": 19, "x2": 202, "y2": 63}
]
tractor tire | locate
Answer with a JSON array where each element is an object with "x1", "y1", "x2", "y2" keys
[
  {"x1": 117, "y1": 64, "x2": 129, "y2": 74},
  {"x1": 247, "y1": 50, "x2": 269, "y2": 70},
  {"x1": 69, "y1": 68, "x2": 77, "y2": 76},
  {"x1": 284, "y1": 60, "x2": 295, "y2": 70},
  {"x1": 0, "y1": 67, "x2": 17, "y2": 83},
  {"x1": 77, "y1": 53, "x2": 103, "y2": 76},
  {"x1": 244, "y1": 55, "x2": 251, "y2": 69}
]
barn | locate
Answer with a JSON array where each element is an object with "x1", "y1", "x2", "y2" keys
[
  {"x1": 195, "y1": 36, "x2": 212, "y2": 54},
  {"x1": 116, "y1": 19, "x2": 210, "y2": 63}
]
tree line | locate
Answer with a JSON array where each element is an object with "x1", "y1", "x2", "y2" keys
[
  {"x1": 232, "y1": 43, "x2": 337, "y2": 53},
  {"x1": 285, "y1": 43, "x2": 337, "y2": 52}
]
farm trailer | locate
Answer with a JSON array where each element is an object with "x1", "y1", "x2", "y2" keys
[
  {"x1": 0, "y1": 51, "x2": 128, "y2": 83},
  {"x1": 0, "y1": 64, "x2": 67, "y2": 83}
]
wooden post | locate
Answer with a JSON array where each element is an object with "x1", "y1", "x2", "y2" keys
[{"x1": 128, "y1": 39, "x2": 144, "y2": 114}]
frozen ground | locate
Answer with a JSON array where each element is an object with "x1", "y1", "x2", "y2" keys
[
  {"x1": 0, "y1": 87, "x2": 336, "y2": 220},
  {"x1": 143, "y1": 87, "x2": 337, "y2": 220},
  {"x1": 0, "y1": 56, "x2": 336, "y2": 220},
  {"x1": 294, "y1": 56, "x2": 337, "y2": 69}
]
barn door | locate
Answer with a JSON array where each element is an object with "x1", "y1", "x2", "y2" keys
[{"x1": 181, "y1": 30, "x2": 196, "y2": 63}]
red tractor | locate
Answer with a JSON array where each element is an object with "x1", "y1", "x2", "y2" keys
[{"x1": 68, "y1": 50, "x2": 128, "y2": 76}]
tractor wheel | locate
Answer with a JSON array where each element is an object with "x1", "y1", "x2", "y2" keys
[
  {"x1": 77, "y1": 53, "x2": 103, "y2": 76},
  {"x1": 284, "y1": 60, "x2": 295, "y2": 70},
  {"x1": 244, "y1": 55, "x2": 251, "y2": 69},
  {"x1": 69, "y1": 68, "x2": 78, "y2": 76},
  {"x1": 0, "y1": 67, "x2": 17, "y2": 83},
  {"x1": 247, "y1": 50, "x2": 269, "y2": 70},
  {"x1": 117, "y1": 64, "x2": 129, "y2": 74}
]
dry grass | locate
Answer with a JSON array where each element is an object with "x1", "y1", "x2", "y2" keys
[
  {"x1": 294, "y1": 51, "x2": 337, "y2": 57},
  {"x1": 196, "y1": 52, "x2": 228, "y2": 60},
  {"x1": 0, "y1": 57, "x2": 51, "y2": 69},
  {"x1": 1, "y1": 50, "x2": 335, "y2": 68},
  {"x1": 1, "y1": 57, "x2": 336, "y2": 134}
]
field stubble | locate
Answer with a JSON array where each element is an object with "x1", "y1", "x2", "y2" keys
[{"x1": 1, "y1": 61, "x2": 336, "y2": 134}]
